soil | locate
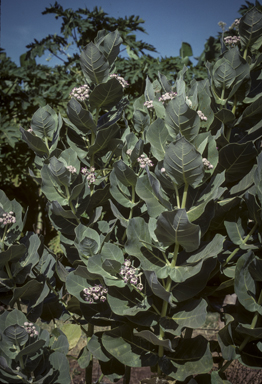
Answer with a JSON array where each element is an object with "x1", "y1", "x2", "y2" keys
[{"x1": 69, "y1": 356, "x2": 262, "y2": 384}]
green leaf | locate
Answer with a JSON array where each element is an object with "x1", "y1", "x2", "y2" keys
[
  {"x1": 4, "y1": 325, "x2": 28, "y2": 347},
  {"x1": 80, "y1": 42, "x2": 110, "y2": 84},
  {"x1": 180, "y1": 42, "x2": 193, "y2": 58},
  {"x1": 158, "y1": 72, "x2": 172, "y2": 93},
  {"x1": 155, "y1": 209, "x2": 200, "y2": 251},
  {"x1": 89, "y1": 78, "x2": 123, "y2": 110},
  {"x1": 172, "y1": 258, "x2": 216, "y2": 302},
  {"x1": 212, "y1": 58, "x2": 236, "y2": 90},
  {"x1": 51, "y1": 332, "x2": 69, "y2": 354},
  {"x1": 235, "y1": 251, "x2": 262, "y2": 314},
  {"x1": 133, "y1": 330, "x2": 174, "y2": 352},
  {"x1": 20, "y1": 128, "x2": 49, "y2": 157},
  {"x1": 60, "y1": 324, "x2": 81, "y2": 350},
  {"x1": 49, "y1": 351, "x2": 71, "y2": 384},
  {"x1": 110, "y1": 169, "x2": 136, "y2": 209},
  {"x1": 171, "y1": 299, "x2": 207, "y2": 329},
  {"x1": 96, "y1": 30, "x2": 122, "y2": 66},
  {"x1": 215, "y1": 109, "x2": 235, "y2": 124},
  {"x1": 87, "y1": 333, "x2": 110, "y2": 362},
  {"x1": 10, "y1": 280, "x2": 45, "y2": 307},
  {"x1": 144, "y1": 270, "x2": 172, "y2": 304},
  {"x1": 248, "y1": 258, "x2": 262, "y2": 281},
  {"x1": 146, "y1": 118, "x2": 171, "y2": 161},
  {"x1": 136, "y1": 175, "x2": 166, "y2": 218},
  {"x1": 67, "y1": 98, "x2": 96, "y2": 134},
  {"x1": 125, "y1": 217, "x2": 152, "y2": 256},
  {"x1": 217, "y1": 142, "x2": 257, "y2": 182},
  {"x1": 49, "y1": 201, "x2": 79, "y2": 235},
  {"x1": 48, "y1": 157, "x2": 70, "y2": 187},
  {"x1": 224, "y1": 218, "x2": 256, "y2": 249},
  {"x1": 16, "y1": 339, "x2": 45, "y2": 359},
  {"x1": 144, "y1": 76, "x2": 155, "y2": 101},
  {"x1": 101, "y1": 242, "x2": 124, "y2": 265},
  {"x1": 102, "y1": 325, "x2": 159, "y2": 367},
  {"x1": 164, "y1": 137, "x2": 204, "y2": 188},
  {"x1": 113, "y1": 160, "x2": 137, "y2": 187},
  {"x1": 165, "y1": 95, "x2": 200, "y2": 141},
  {"x1": 218, "y1": 321, "x2": 238, "y2": 361},
  {"x1": 5, "y1": 308, "x2": 27, "y2": 327},
  {"x1": 31, "y1": 105, "x2": 58, "y2": 140},
  {"x1": 40, "y1": 165, "x2": 67, "y2": 205},
  {"x1": 66, "y1": 271, "x2": 89, "y2": 303},
  {"x1": 0, "y1": 244, "x2": 26, "y2": 268},
  {"x1": 161, "y1": 336, "x2": 213, "y2": 381},
  {"x1": 89, "y1": 123, "x2": 120, "y2": 156},
  {"x1": 133, "y1": 110, "x2": 150, "y2": 133},
  {"x1": 239, "y1": 7, "x2": 262, "y2": 51},
  {"x1": 107, "y1": 286, "x2": 151, "y2": 316}
]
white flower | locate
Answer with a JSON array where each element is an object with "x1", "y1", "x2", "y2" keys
[
  {"x1": 70, "y1": 84, "x2": 90, "y2": 101},
  {"x1": 110, "y1": 74, "x2": 129, "y2": 88},
  {"x1": 144, "y1": 100, "x2": 154, "y2": 109}
]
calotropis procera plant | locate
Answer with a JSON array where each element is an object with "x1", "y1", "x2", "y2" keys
[{"x1": 1, "y1": 6, "x2": 262, "y2": 383}]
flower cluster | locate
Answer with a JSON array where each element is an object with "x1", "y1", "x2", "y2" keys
[
  {"x1": 66, "y1": 165, "x2": 77, "y2": 174},
  {"x1": 159, "y1": 91, "x2": 177, "y2": 104},
  {"x1": 202, "y1": 158, "x2": 214, "y2": 170},
  {"x1": 137, "y1": 154, "x2": 153, "y2": 168},
  {"x1": 70, "y1": 85, "x2": 90, "y2": 101},
  {"x1": 144, "y1": 100, "x2": 154, "y2": 109},
  {"x1": 83, "y1": 284, "x2": 108, "y2": 303},
  {"x1": 224, "y1": 35, "x2": 240, "y2": 47},
  {"x1": 0, "y1": 211, "x2": 16, "y2": 226},
  {"x1": 81, "y1": 167, "x2": 96, "y2": 186},
  {"x1": 110, "y1": 74, "x2": 129, "y2": 88},
  {"x1": 23, "y1": 322, "x2": 38, "y2": 337},
  {"x1": 197, "y1": 110, "x2": 208, "y2": 121},
  {"x1": 27, "y1": 127, "x2": 33, "y2": 133},
  {"x1": 120, "y1": 259, "x2": 143, "y2": 291},
  {"x1": 218, "y1": 21, "x2": 227, "y2": 31},
  {"x1": 126, "y1": 149, "x2": 132, "y2": 156}
]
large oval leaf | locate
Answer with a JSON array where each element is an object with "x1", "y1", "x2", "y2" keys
[
  {"x1": 164, "y1": 136, "x2": 204, "y2": 188},
  {"x1": 155, "y1": 209, "x2": 200, "y2": 252}
]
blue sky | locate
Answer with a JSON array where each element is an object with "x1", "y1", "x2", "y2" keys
[{"x1": 2, "y1": 0, "x2": 248, "y2": 66}]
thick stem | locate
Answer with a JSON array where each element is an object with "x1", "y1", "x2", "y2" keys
[
  {"x1": 65, "y1": 186, "x2": 80, "y2": 223},
  {"x1": 123, "y1": 366, "x2": 131, "y2": 384},
  {"x1": 122, "y1": 185, "x2": 136, "y2": 243},
  {"x1": 1, "y1": 225, "x2": 8, "y2": 251},
  {"x1": 181, "y1": 182, "x2": 188, "y2": 209},
  {"x1": 158, "y1": 242, "x2": 179, "y2": 366},
  {"x1": 174, "y1": 184, "x2": 180, "y2": 208}
]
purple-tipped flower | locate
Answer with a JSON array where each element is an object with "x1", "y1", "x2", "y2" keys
[
  {"x1": 197, "y1": 110, "x2": 207, "y2": 121},
  {"x1": 159, "y1": 91, "x2": 177, "y2": 104},
  {"x1": 0, "y1": 211, "x2": 16, "y2": 226},
  {"x1": 224, "y1": 35, "x2": 240, "y2": 47},
  {"x1": 81, "y1": 167, "x2": 96, "y2": 186},
  {"x1": 110, "y1": 74, "x2": 129, "y2": 88},
  {"x1": 70, "y1": 84, "x2": 90, "y2": 101},
  {"x1": 66, "y1": 165, "x2": 77, "y2": 174},
  {"x1": 202, "y1": 158, "x2": 214, "y2": 170},
  {"x1": 120, "y1": 259, "x2": 143, "y2": 291},
  {"x1": 23, "y1": 322, "x2": 38, "y2": 337},
  {"x1": 82, "y1": 284, "x2": 107, "y2": 304},
  {"x1": 137, "y1": 155, "x2": 153, "y2": 169},
  {"x1": 144, "y1": 100, "x2": 154, "y2": 109}
]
